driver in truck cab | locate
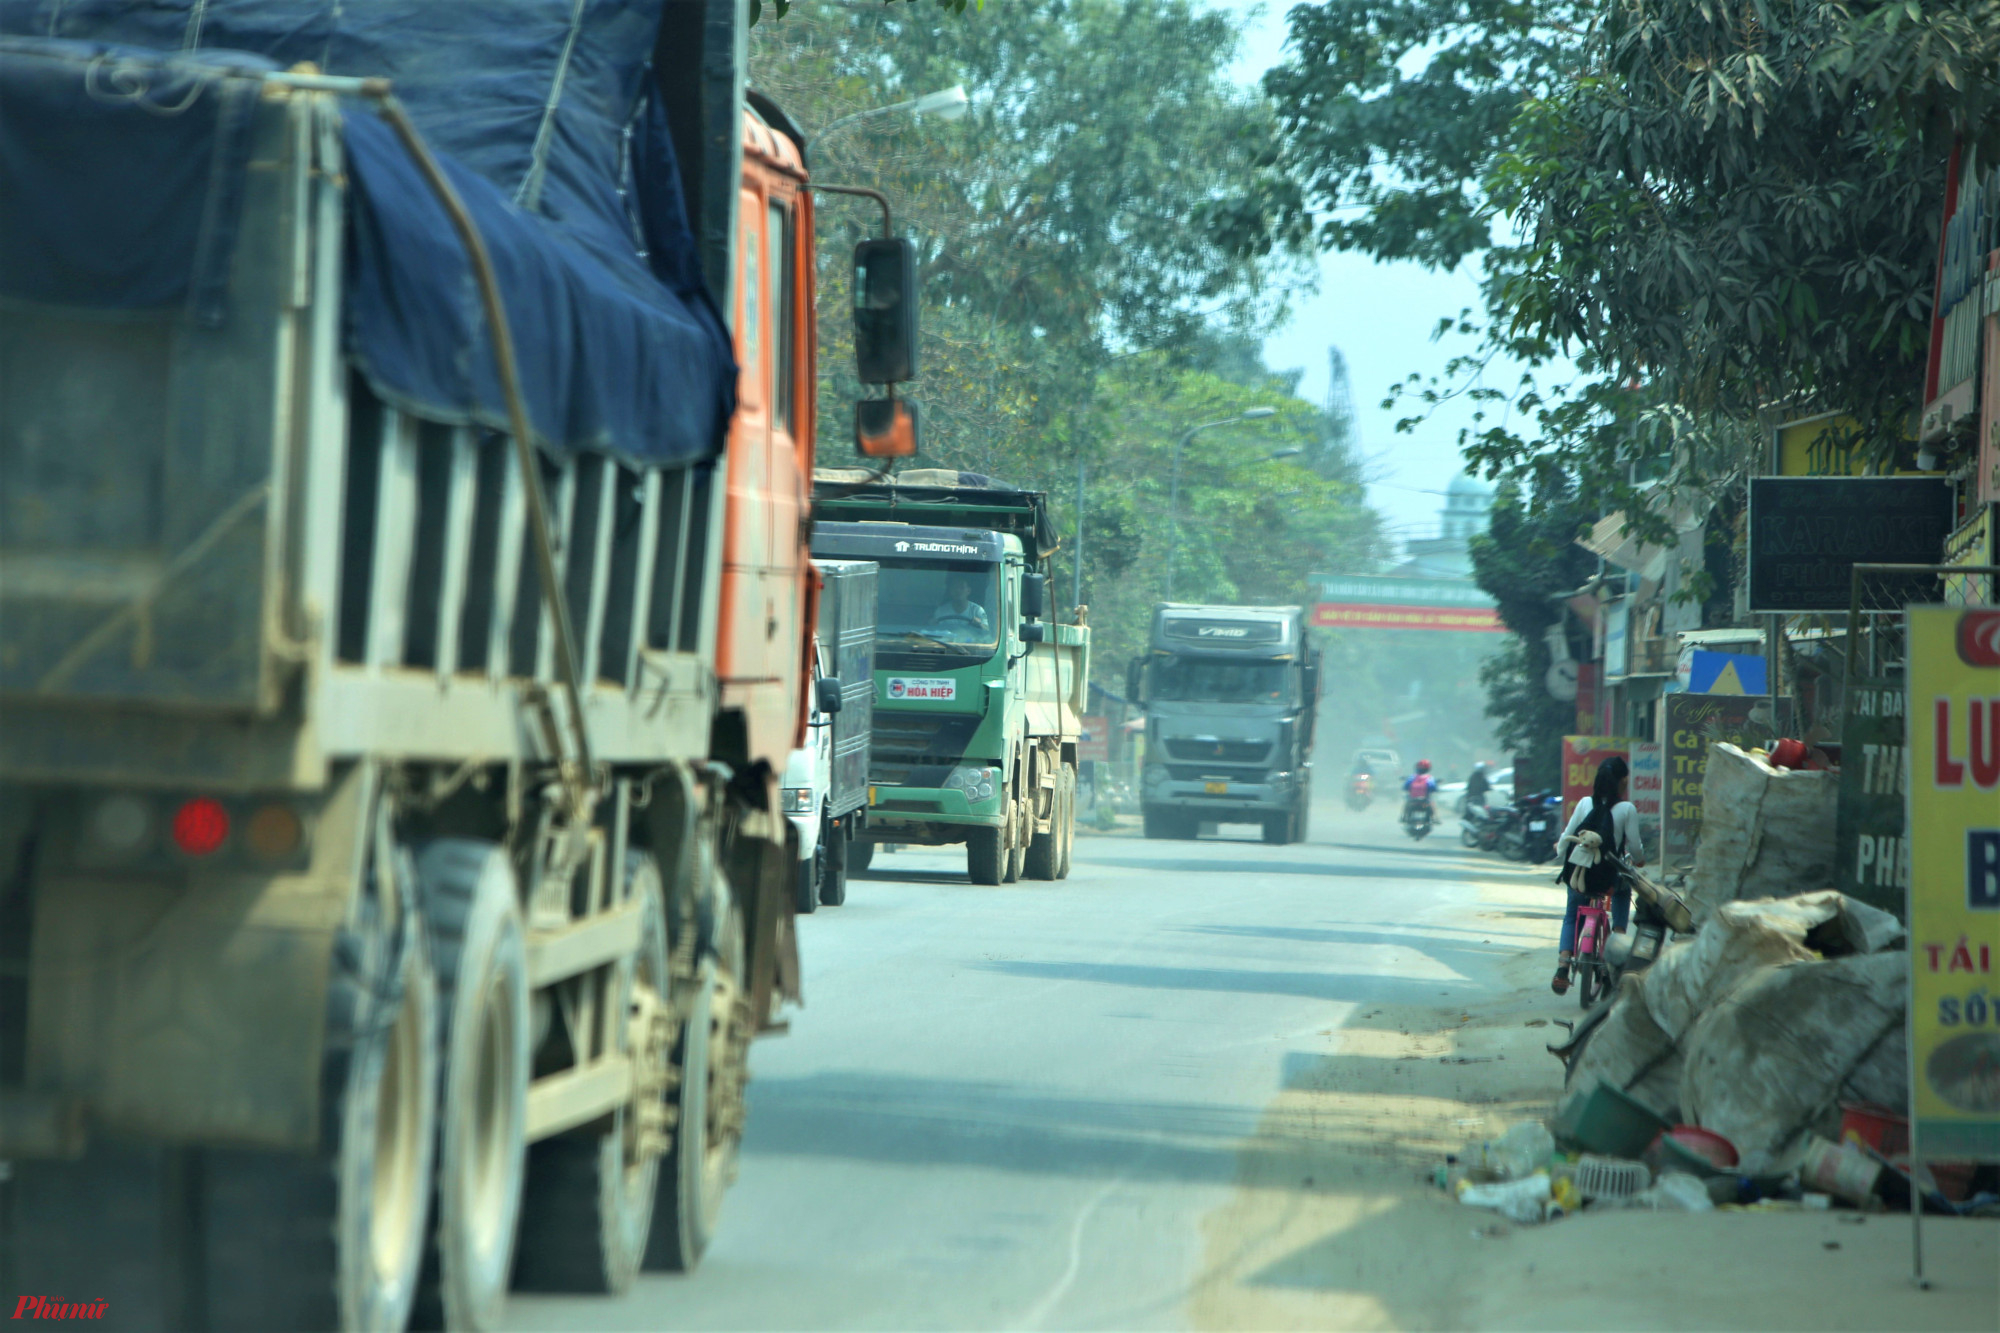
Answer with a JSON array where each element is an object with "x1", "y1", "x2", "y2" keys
[{"x1": 930, "y1": 574, "x2": 991, "y2": 635}]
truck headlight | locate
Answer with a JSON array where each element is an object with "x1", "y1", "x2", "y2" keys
[
  {"x1": 942, "y1": 765, "x2": 997, "y2": 804},
  {"x1": 782, "y1": 787, "x2": 815, "y2": 814}
]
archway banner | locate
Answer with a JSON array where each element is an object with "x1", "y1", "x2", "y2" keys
[{"x1": 1310, "y1": 603, "x2": 1504, "y2": 632}]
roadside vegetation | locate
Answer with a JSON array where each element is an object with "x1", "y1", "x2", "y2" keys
[{"x1": 752, "y1": 0, "x2": 1387, "y2": 678}]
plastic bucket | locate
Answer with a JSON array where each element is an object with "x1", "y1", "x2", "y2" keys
[
  {"x1": 1802, "y1": 1137, "x2": 1881, "y2": 1204},
  {"x1": 1552, "y1": 1085, "x2": 1674, "y2": 1159},
  {"x1": 1839, "y1": 1103, "x2": 1909, "y2": 1158}
]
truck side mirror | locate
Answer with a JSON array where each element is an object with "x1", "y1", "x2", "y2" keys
[
  {"x1": 1126, "y1": 657, "x2": 1143, "y2": 703},
  {"x1": 815, "y1": 677, "x2": 844, "y2": 714},
  {"x1": 854, "y1": 237, "x2": 918, "y2": 384},
  {"x1": 1018, "y1": 622, "x2": 1046, "y2": 643},
  {"x1": 855, "y1": 398, "x2": 919, "y2": 458},
  {"x1": 1020, "y1": 573, "x2": 1046, "y2": 621}
]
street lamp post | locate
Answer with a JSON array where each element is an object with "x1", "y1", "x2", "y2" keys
[
  {"x1": 815, "y1": 85, "x2": 969, "y2": 146},
  {"x1": 1165, "y1": 408, "x2": 1278, "y2": 600}
]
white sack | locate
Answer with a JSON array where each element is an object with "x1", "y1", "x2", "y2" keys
[{"x1": 1688, "y1": 744, "x2": 1838, "y2": 919}]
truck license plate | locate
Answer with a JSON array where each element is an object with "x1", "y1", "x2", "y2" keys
[{"x1": 1204, "y1": 781, "x2": 1228, "y2": 794}]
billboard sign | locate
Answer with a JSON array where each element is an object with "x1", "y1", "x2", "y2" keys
[
  {"x1": 1836, "y1": 679, "x2": 1908, "y2": 918},
  {"x1": 1562, "y1": 736, "x2": 1638, "y2": 827},
  {"x1": 1662, "y1": 693, "x2": 1791, "y2": 865},
  {"x1": 1747, "y1": 477, "x2": 1954, "y2": 612},
  {"x1": 1905, "y1": 605, "x2": 2000, "y2": 1160}
]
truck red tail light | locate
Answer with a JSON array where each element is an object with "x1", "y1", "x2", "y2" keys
[{"x1": 171, "y1": 797, "x2": 230, "y2": 857}]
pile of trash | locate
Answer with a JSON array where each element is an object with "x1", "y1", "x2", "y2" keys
[
  {"x1": 1440, "y1": 889, "x2": 1998, "y2": 1226},
  {"x1": 1685, "y1": 744, "x2": 1839, "y2": 919}
]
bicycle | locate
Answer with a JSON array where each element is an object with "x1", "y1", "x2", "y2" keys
[{"x1": 1570, "y1": 887, "x2": 1617, "y2": 1009}]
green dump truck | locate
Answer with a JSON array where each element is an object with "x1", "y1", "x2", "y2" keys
[{"x1": 810, "y1": 470, "x2": 1089, "y2": 885}]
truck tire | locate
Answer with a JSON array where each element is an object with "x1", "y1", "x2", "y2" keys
[
  {"x1": 203, "y1": 877, "x2": 441, "y2": 1333},
  {"x1": 1003, "y1": 794, "x2": 1027, "y2": 883},
  {"x1": 1054, "y1": 766, "x2": 1076, "y2": 880},
  {"x1": 849, "y1": 838, "x2": 874, "y2": 876},
  {"x1": 512, "y1": 855, "x2": 669, "y2": 1295},
  {"x1": 643, "y1": 889, "x2": 745, "y2": 1273},
  {"x1": 794, "y1": 823, "x2": 822, "y2": 916},
  {"x1": 1142, "y1": 806, "x2": 1173, "y2": 840},
  {"x1": 967, "y1": 825, "x2": 1005, "y2": 885},
  {"x1": 819, "y1": 816, "x2": 849, "y2": 907},
  {"x1": 1025, "y1": 778, "x2": 1059, "y2": 881},
  {"x1": 411, "y1": 840, "x2": 529, "y2": 1333},
  {"x1": 1262, "y1": 813, "x2": 1289, "y2": 845}
]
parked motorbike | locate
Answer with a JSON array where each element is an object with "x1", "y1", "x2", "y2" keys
[
  {"x1": 1494, "y1": 792, "x2": 1552, "y2": 861},
  {"x1": 1345, "y1": 772, "x2": 1372, "y2": 811},
  {"x1": 1460, "y1": 799, "x2": 1493, "y2": 847},
  {"x1": 1401, "y1": 796, "x2": 1435, "y2": 841},
  {"x1": 1520, "y1": 792, "x2": 1564, "y2": 863}
]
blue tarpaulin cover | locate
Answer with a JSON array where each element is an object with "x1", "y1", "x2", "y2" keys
[{"x1": 0, "y1": 1, "x2": 734, "y2": 468}]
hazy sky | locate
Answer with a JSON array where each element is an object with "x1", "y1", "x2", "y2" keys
[{"x1": 1214, "y1": 1, "x2": 1546, "y2": 549}]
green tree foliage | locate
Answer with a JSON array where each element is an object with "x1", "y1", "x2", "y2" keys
[
  {"x1": 1259, "y1": 0, "x2": 2000, "y2": 467},
  {"x1": 752, "y1": 1, "x2": 1384, "y2": 689},
  {"x1": 1466, "y1": 479, "x2": 1596, "y2": 770}
]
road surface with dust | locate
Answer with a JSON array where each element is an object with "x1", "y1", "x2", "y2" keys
[{"x1": 509, "y1": 800, "x2": 1535, "y2": 1331}]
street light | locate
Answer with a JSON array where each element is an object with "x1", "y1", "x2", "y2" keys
[
  {"x1": 816, "y1": 85, "x2": 969, "y2": 145},
  {"x1": 1165, "y1": 408, "x2": 1279, "y2": 600}
]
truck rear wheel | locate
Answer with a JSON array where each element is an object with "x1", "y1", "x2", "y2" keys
[
  {"x1": 967, "y1": 825, "x2": 1005, "y2": 885},
  {"x1": 643, "y1": 886, "x2": 745, "y2": 1272},
  {"x1": 512, "y1": 855, "x2": 669, "y2": 1296},
  {"x1": 849, "y1": 838, "x2": 874, "y2": 876},
  {"x1": 411, "y1": 841, "x2": 530, "y2": 1333},
  {"x1": 204, "y1": 881, "x2": 441, "y2": 1333}
]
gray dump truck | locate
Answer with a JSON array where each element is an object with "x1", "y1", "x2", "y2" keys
[
  {"x1": 0, "y1": 3, "x2": 916, "y2": 1327},
  {"x1": 1128, "y1": 603, "x2": 1320, "y2": 844}
]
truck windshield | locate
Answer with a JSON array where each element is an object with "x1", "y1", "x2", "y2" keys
[
  {"x1": 875, "y1": 560, "x2": 1001, "y2": 658},
  {"x1": 1149, "y1": 658, "x2": 1292, "y2": 704}
]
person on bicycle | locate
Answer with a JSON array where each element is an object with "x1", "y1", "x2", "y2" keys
[{"x1": 1551, "y1": 755, "x2": 1643, "y2": 995}]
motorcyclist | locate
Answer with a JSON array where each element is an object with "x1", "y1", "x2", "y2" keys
[
  {"x1": 1465, "y1": 761, "x2": 1491, "y2": 808},
  {"x1": 1402, "y1": 759, "x2": 1436, "y2": 821}
]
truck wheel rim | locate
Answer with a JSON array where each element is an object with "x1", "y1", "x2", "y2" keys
[
  {"x1": 468, "y1": 974, "x2": 520, "y2": 1255},
  {"x1": 371, "y1": 985, "x2": 427, "y2": 1282}
]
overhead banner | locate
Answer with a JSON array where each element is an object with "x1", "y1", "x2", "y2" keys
[
  {"x1": 1310, "y1": 603, "x2": 1504, "y2": 632},
  {"x1": 1312, "y1": 574, "x2": 1502, "y2": 632},
  {"x1": 1906, "y1": 606, "x2": 2000, "y2": 1161},
  {"x1": 1747, "y1": 477, "x2": 1954, "y2": 612}
]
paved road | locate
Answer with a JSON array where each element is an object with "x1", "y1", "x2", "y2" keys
[{"x1": 511, "y1": 801, "x2": 1527, "y2": 1332}]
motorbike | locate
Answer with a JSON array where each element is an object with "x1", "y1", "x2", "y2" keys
[
  {"x1": 1460, "y1": 799, "x2": 1493, "y2": 847},
  {"x1": 1494, "y1": 792, "x2": 1552, "y2": 861},
  {"x1": 1401, "y1": 795, "x2": 1435, "y2": 841},
  {"x1": 1345, "y1": 772, "x2": 1372, "y2": 810},
  {"x1": 1519, "y1": 792, "x2": 1565, "y2": 863}
]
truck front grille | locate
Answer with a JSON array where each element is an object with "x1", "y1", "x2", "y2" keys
[
  {"x1": 1164, "y1": 738, "x2": 1272, "y2": 765},
  {"x1": 873, "y1": 710, "x2": 982, "y2": 764}
]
